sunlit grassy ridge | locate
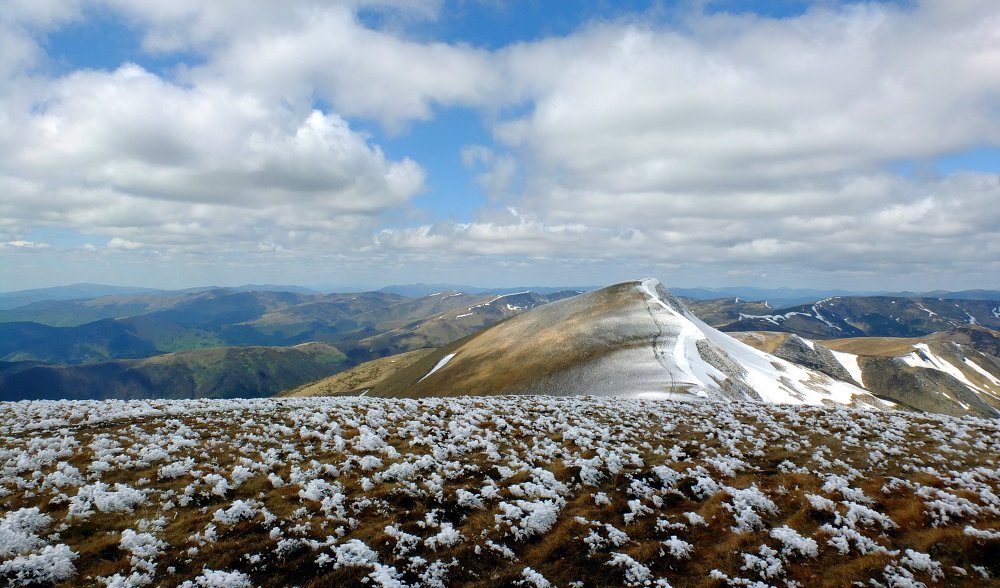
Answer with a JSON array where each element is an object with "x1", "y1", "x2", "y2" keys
[{"x1": 1, "y1": 397, "x2": 998, "y2": 587}]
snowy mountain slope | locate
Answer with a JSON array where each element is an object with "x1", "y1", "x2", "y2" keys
[
  {"x1": 369, "y1": 279, "x2": 890, "y2": 409},
  {"x1": 729, "y1": 330, "x2": 1000, "y2": 418},
  {"x1": 823, "y1": 336, "x2": 1000, "y2": 418}
]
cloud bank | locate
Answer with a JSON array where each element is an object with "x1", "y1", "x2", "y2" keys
[{"x1": 1, "y1": 0, "x2": 998, "y2": 289}]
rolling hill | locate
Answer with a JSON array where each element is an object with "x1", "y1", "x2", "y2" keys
[
  {"x1": 0, "y1": 342, "x2": 346, "y2": 401},
  {"x1": 0, "y1": 287, "x2": 577, "y2": 400},
  {"x1": 0, "y1": 288, "x2": 578, "y2": 366}
]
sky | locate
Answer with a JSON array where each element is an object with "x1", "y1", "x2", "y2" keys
[{"x1": 0, "y1": 0, "x2": 998, "y2": 292}]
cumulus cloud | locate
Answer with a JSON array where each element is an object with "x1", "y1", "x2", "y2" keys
[
  {"x1": 101, "y1": 0, "x2": 496, "y2": 129},
  {"x1": 1, "y1": 240, "x2": 49, "y2": 249},
  {"x1": 0, "y1": 62, "x2": 424, "y2": 253},
  {"x1": 461, "y1": 145, "x2": 518, "y2": 202}
]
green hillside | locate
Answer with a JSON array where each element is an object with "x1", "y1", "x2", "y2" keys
[{"x1": 0, "y1": 343, "x2": 346, "y2": 401}]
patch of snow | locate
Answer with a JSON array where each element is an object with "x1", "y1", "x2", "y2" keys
[
  {"x1": 902, "y1": 344, "x2": 983, "y2": 394},
  {"x1": 520, "y1": 567, "x2": 552, "y2": 588},
  {"x1": 830, "y1": 350, "x2": 865, "y2": 386},
  {"x1": 662, "y1": 536, "x2": 693, "y2": 559},
  {"x1": 963, "y1": 358, "x2": 1000, "y2": 391},
  {"x1": 811, "y1": 305, "x2": 840, "y2": 331},
  {"x1": 417, "y1": 353, "x2": 457, "y2": 382},
  {"x1": 178, "y1": 569, "x2": 252, "y2": 588},
  {"x1": 0, "y1": 544, "x2": 78, "y2": 586},
  {"x1": 770, "y1": 526, "x2": 818, "y2": 558}
]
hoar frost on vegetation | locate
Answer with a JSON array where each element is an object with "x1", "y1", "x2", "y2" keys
[{"x1": 1, "y1": 396, "x2": 999, "y2": 586}]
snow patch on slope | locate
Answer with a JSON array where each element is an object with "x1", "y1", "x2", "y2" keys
[
  {"x1": 964, "y1": 358, "x2": 1000, "y2": 388},
  {"x1": 901, "y1": 344, "x2": 981, "y2": 393},
  {"x1": 418, "y1": 354, "x2": 456, "y2": 383},
  {"x1": 831, "y1": 350, "x2": 865, "y2": 386}
]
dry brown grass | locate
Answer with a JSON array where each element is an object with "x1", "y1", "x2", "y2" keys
[
  {"x1": 1, "y1": 397, "x2": 999, "y2": 587},
  {"x1": 282, "y1": 349, "x2": 435, "y2": 397}
]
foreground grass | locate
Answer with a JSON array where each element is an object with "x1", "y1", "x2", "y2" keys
[{"x1": 1, "y1": 396, "x2": 998, "y2": 587}]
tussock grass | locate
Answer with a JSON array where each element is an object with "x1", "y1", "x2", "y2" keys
[{"x1": 1, "y1": 396, "x2": 998, "y2": 587}]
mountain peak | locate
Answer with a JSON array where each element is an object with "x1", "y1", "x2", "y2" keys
[{"x1": 368, "y1": 279, "x2": 890, "y2": 409}]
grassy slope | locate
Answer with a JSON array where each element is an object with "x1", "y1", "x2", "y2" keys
[
  {"x1": 370, "y1": 283, "x2": 645, "y2": 398},
  {"x1": 281, "y1": 348, "x2": 434, "y2": 397}
]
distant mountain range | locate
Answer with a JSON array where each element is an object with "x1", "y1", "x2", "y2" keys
[
  {"x1": 0, "y1": 287, "x2": 576, "y2": 400},
  {"x1": 377, "y1": 283, "x2": 591, "y2": 297},
  {"x1": 687, "y1": 295, "x2": 1000, "y2": 338},
  {"x1": 0, "y1": 283, "x2": 164, "y2": 310},
  {"x1": 0, "y1": 282, "x2": 321, "y2": 310},
  {"x1": 5, "y1": 281, "x2": 998, "y2": 308},
  {"x1": 2, "y1": 280, "x2": 999, "y2": 407}
]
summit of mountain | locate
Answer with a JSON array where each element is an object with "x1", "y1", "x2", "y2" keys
[{"x1": 365, "y1": 279, "x2": 890, "y2": 409}]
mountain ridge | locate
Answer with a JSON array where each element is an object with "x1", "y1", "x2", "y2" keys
[{"x1": 366, "y1": 278, "x2": 890, "y2": 410}]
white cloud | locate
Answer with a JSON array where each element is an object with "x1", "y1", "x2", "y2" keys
[
  {"x1": 461, "y1": 145, "x2": 517, "y2": 202},
  {"x1": 99, "y1": 0, "x2": 495, "y2": 129},
  {"x1": 1, "y1": 240, "x2": 49, "y2": 249},
  {"x1": 106, "y1": 237, "x2": 143, "y2": 250},
  {"x1": 381, "y1": 172, "x2": 1000, "y2": 276},
  {"x1": 0, "y1": 62, "x2": 425, "y2": 252}
]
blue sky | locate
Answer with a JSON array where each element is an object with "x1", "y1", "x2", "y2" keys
[{"x1": 1, "y1": 0, "x2": 998, "y2": 291}]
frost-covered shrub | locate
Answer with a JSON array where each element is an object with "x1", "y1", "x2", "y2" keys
[
  {"x1": 723, "y1": 485, "x2": 777, "y2": 533},
  {"x1": 519, "y1": 566, "x2": 552, "y2": 588},
  {"x1": 495, "y1": 500, "x2": 562, "y2": 541},
  {"x1": 68, "y1": 483, "x2": 146, "y2": 519},
  {"x1": 606, "y1": 552, "x2": 653, "y2": 586},
  {"x1": 0, "y1": 544, "x2": 78, "y2": 586},
  {"x1": 769, "y1": 526, "x2": 818, "y2": 558},
  {"x1": 662, "y1": 536, "x2": 693, "y2": 559},
  {"x1": 177, "y1": 568, "x2": 252, "y2": 588},
  {"x1": 213, "y1": 501, "x2": 257, "y2": 526}
]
